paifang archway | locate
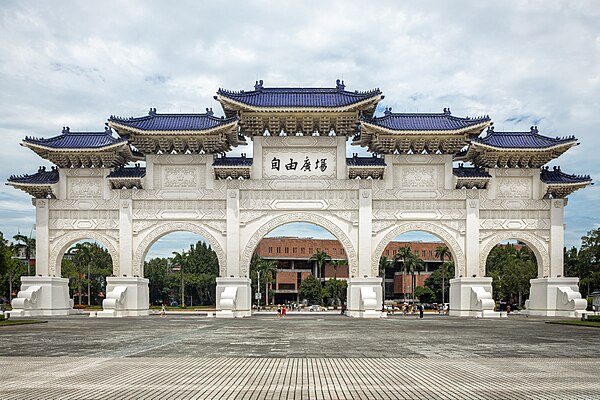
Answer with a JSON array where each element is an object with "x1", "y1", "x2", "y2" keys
[
  {"x1": 240, "y1": 212, "x2": 359, "y2": 278},
  {"x1": 49, "y1": 230, "x2": 119, "y2": 277}
]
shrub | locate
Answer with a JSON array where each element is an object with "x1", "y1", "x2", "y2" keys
[
  {"x1": 73, "y1": 304, "x2": 87, "y2": 310},
  {"x1": 587, "y1": 315, "x2": 600, "y2": 322},
  {"x1": 0, "y1": 314, "x2": 5, "y2": 322}
]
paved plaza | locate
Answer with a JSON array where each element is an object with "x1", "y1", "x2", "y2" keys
[{"x1": 1, "y1": 314, "x2": 599, "y2": 399}]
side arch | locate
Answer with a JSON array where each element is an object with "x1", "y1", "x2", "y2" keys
[
  {"x1": 133, "y1": 222, "x2": 226, "y2": 277},
  {"x1": 49, "y1": 231, "x2": 119, "y2": 277},
  {"x1": 373, "y1": 222, "x2": 466, "y2": 277},
  {"x1": 479, "y1": 231, "x2": 549, "y2": 278},
  {"x1": 240, "y1": 212, "x2": 358, "y2": 277}
]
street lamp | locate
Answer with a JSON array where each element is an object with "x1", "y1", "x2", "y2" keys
[{"x1": 257, "y1": 270, "x2": 261, "y2": 309}]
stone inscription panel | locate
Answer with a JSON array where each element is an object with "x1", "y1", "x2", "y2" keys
[
  {"x1": 496, "y1": 177, "x2": 532, "y2": 199},
  {"x1": 263, "y1": 148, "x2": 336, "y2": 179}
]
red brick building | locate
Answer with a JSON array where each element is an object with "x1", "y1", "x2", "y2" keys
[{"x1": 255, "y1": 237, "x2": 448, "y2": 303}]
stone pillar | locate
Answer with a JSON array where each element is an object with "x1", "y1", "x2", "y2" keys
[
  {"x1": 10, "y1": 199, "x2": 73, "y2": 317},
  {"x1": 336, "y1": 136, "x2": 346, "y2": 180},
  {"x1": 215, "y1": 186, "x2": 251, "y2": 318},
  {"x1": 119, "y1": 198, "x2": 133, "y2": 277},
  {"x1": 549, "y1": 198, "x2": 565, "y2": 278},
  {"x1": 35, "y1": 199, "x2": 50, "y2": 276},
  {"x1": 253, "y1": 136, "x2": 263, "y2": 180},
  {"x1": 347, "y1": 184, "x2": 384, "y2": 318},
  {"x1": 465, "y1": 197, "x2": 480, "y2": 277}
]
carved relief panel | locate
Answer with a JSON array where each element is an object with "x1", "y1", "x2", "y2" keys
[
  {"x1": 496, "y1": 177, "x2": 532, "y2": 199},
  {"x1": 67, "y1": 177, "x2": 103, "y2": 199}
]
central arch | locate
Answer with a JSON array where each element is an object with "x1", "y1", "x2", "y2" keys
[
  {"x1": 373, "y1": 222, "x2": 466, "y2": 278},
  {"x1": 240, "y1": 212, "x2": 358, "y2": 277},
  {"x1": 133, "y1": 222, "x2": 226, "y2": 277}
]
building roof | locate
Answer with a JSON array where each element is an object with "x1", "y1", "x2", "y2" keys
[
  {"x1": 212, "y1": 154, "x2": 253, "y2": 167},
  {"x1": 453, "y1": 164, "x2": 491, "y2": 178},
  {"x1": 346, "y1": 154, "x2": 386, "y2": 167},
  {"x1": 107, "y1": 165, "x2": 146, "y2": 178},
  {"x1": 23, "y1": 127, "x2": 127, "y2": 149},
  {"x1": 217, "y1": 79, "x2": 382, "y2": 109},
  {"x1": 7, "y1": 166, "x2": 59, "y2": 184},
  {"x1": 108, "y1": 108, "x2": 238, "y2": 132},
  {"x1": 540, "y1": 166, "x2": 592, "y2": 185},
  {"x1": 361, "y1": 108, "x2": 490, "y2": 132},
  {"x1": 472, "y1": 126, "x2": 577, "y2": 149}
]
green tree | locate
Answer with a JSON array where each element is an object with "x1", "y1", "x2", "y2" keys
[
  {"x1": 414, "y1": 286, "x2": 435, "y2": 303},
  {"x1": 434, "y1": 245, "x2": 451, "y2": 304},
  {"x1": 13, "y1": 233, "x2": 35, "y2": 276},
  {"x1": 323, "y1": 278, "x2": 347, "y2": 306},
  {"x1": 330, "y1": 259, "x2": 346, "y2": 279},
  {"x1": 379, "y1": 256, "x2": 392, "y2": 300},
  {"x1": 578, "y1": 228, "x2": 600, "y2": 296},
  {"x1": 394, "y1": 246, "x2": 413, "y2": 301},
  {"x1": 72, "y1": 242, "x2": 94, "y2": 306},
  {"x1": 309, "y1": 250, "x2": 331, "y2": 281},
  {"x1": 405, "y1": 252, "x2": 425, "y2": 302},
  {"x1": 172, "y1": 250, "x2": 187, "y2": 307},
  {"x1": 485, "y1": 244, "x2": 537, "y2": 305},
  {"x1": 424, "y1": 262, "x2": 455, "y2": 303},
  {"x1": 299, "y1": 274, "x2": 322, "y2": 305}
]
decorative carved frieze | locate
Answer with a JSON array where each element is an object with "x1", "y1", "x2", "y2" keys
[
  {"x1": 496, "y1": 177, "x2": 532, "y2": 199},
  {"x1": 162, "y1": 166, "x2": 198, "y2": 188},
  {"x1": 68, "y1": 178, "x2": 103, "y2": 199},
  {"x1": 398, "y1": 166, "x2": 438, "y2": 188},
  {"x1": 480, "y1": 199, "x2": 551, "y2": 210}
]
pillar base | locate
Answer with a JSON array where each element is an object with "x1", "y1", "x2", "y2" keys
[
  {"x1": 346, "y1": 277, "x2": 385, "y2": 318},
  {"x1": 215, "y1": 277, "x2": 251, "y2": 318},
  {"x1": 10, "y1": 276, "x2": 72, "y2": 317},
  {"x1": 524, "y1": 277, "x2": 587, "y2": 318},
  {"x1": 97, "y1": 277, "x2": 149, "y2": 318},
  {"x1": 449, "y1": 277, "x2": 498, "y2": 318}
]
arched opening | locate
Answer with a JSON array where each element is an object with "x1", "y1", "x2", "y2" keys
[
  {"x1": 377, "y1": 231, "x2": 454, "y2": 312},
  {"x1": 143, "y1": 231, "x2": 219, "y2": 308},
  {"x1": 250, "y1": 221, "x2": 353, "y2": 311},
  {"x1": 484, "y1": 239, "x2": 539, "y2": 311},
  {"x1": 60, "y1": 240, "x2": 113, "y2": 308}
]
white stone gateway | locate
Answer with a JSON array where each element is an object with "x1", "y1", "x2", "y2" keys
[{"x1": 7, "y1": 80, "x2": 593, "y2": 318}]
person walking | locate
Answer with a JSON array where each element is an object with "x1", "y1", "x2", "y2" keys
[
  {"x1": 419, "y1": 304, "x2": 424, "y2": 319},
  {"x1": 160, "y1": 303, "x2": 167, "y2": 318}
]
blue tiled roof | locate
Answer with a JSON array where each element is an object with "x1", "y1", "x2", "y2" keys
[
  {"x1": 453, "y1": 164, "x2": 491, "y2": 178},
  {"x1": 109, "y1": 108, "x2": 238, "y2": 131},
  {"x1": 540, "y1": 166, "x2": 592, "y2": 184},
  {"x1": 23, "y1": 127, "x2": 126, "y2": 149},
  {"x1": 217, "y1": 80, "x2": 382, "y2": 108},
  {"x1": 107, "y1": 165, "x2": 146, "y2": 178},
  {"x1": 212, "y1": 155, "x2": 253, "y2": 167},
  {"x1": 361, "y1": 108, "x2": 490, "y2": 131},
  {"x1": 8, "y1": 166, "x2": 59, "y2": 184},
  {"x1": 473, "y1": 126, "x2": 577, "y2": 149},
  {"x1": 346, "y1": 154, "x2": 386, "y2": 167}
]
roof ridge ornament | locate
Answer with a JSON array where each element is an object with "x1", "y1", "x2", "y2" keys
[
  {"x1": 205, "y1": 107, "x2": 214, "y2": 116},
  {"x1": 149, "y1": 107, "x2": 157, "y2": 116},
  {"x1": 336, "y1": 79, "x2": 345, "y2": 90},
  {"x1": 254, "y1": 80, "x2": 264, "y2": 90},
  {"x1": 530, "y1": 125, "x2": 538, "y2": 134},
  {"x1": 104, "y1": 123, "x2": 112, "y2": 134},
  {"x1": 443, "y1": 107, "x2": 451, "y2": 115},
  {"x1": 486, "y1": 125, "x2": 495, "y2": 134},
  {"x1": 384, "y1": 107, "x2": 392, "y2": 116},
  {"x1": 62, "y1": 126, "x2": 70, "y2": 134}
]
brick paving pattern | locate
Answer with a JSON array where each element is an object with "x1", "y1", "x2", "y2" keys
[{"x1": 1, "y1": 315, "x2": 599, "y2": 399}]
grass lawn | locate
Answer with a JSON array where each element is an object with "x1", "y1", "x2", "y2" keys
[
  {"x1": 0, "y1": 320, "x2": 47, "y2": 327},
  {"x1": 546, "y1": 320, "x2": 600, "y2": 328}
]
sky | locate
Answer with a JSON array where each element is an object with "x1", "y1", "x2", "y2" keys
[{"x1": 1, "y1": 1, "x2": 599, "y2": 257}]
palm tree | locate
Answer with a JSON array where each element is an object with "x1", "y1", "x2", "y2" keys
[
  {"x1": 330, "y1": 259, "x2": 347, "y2": 279},
  {"x1": 257, "y1": 258, "x2": 278, "y2": 306},
  {"x1": 435, "y1": 246, "x2": 451, "y2": 304},
  {"x1": 394, "y1": 246, "x2": 413, "y2": 302},
  {"x1": 379, "y1": 256, "x2": 392, "y2": 302},
  {"x1": 73, "y1": 242, "x2": 94, "y2": 306},
  {"x1": 405, "y1": 253, "x2": 425, "y2": 301},
  {"x1": 13, "y1": 233, "x2": 35, "y2": 276},
  {"x1": 309, "y1": 250, "x2": 331, "y2": 282},
  {"x1": 172, "y1": 250, "x2": 187, "y2": 307}
]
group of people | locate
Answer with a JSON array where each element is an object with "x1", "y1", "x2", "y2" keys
[{"x1": 276, "y1": 305, "x2": 287, "y2": 317}]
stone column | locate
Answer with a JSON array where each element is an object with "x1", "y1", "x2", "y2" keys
[
  {"x1": 549, "y1": 198, "x2": 565, "y2": 278},
  {"x1": 35, "y1": 199, "x2": 50, "y2": 276},
  {"x1": 119, "y1": 199, "x2": 133, "y2": 277},
  {"x1": 358, "y1": 187, "x2": 373, "y2": 278},
  {"x1": 252, "y1": 136, "x2": 263, "y2": 180},
  {"x1": 336, "y1": 136, "x2": 346, "y2": 179},
  {"x1": 226, "y1": 187, "x2": 240, "y2": 277},
  {"x1": 465, "y1": 197, "x2": 480, "y2": 277}
]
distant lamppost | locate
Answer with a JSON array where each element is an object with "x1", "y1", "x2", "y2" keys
[{"x1": 257, "y1": 270, "x2": 261, "y2": 309}]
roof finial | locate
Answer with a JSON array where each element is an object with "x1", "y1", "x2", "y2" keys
[
  {"x1": 62, "y1": 126, "x2": 70, "y2": 134},
  {"x1": 254, "y1": 79, "x2": 264, "y2": 90},
  {"x1": 336, "y1": 79, "x2": 345, "y2": 90},
  {"x1": 443, "y1": 107, "x2": 451, "y2": 115},
  {"x1": 149, "y1": 107, "x2": 157, "y2": 116},
  {"x1": 530, "y1": 125, "x2": 538, "y2": 134},
  {"x1": 205, "y1": 107, "x2": 214, "y2": 116},
  {"x1": 104, "y1": 122, "x2": 111, "y2": 133},
  {"x1": 384, "y1": 107, "x2": 392, "y2": 116}
]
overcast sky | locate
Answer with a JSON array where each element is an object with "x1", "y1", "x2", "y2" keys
[{"x1": 1, "y1": 1, "x2": 598, "y2": 259}]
